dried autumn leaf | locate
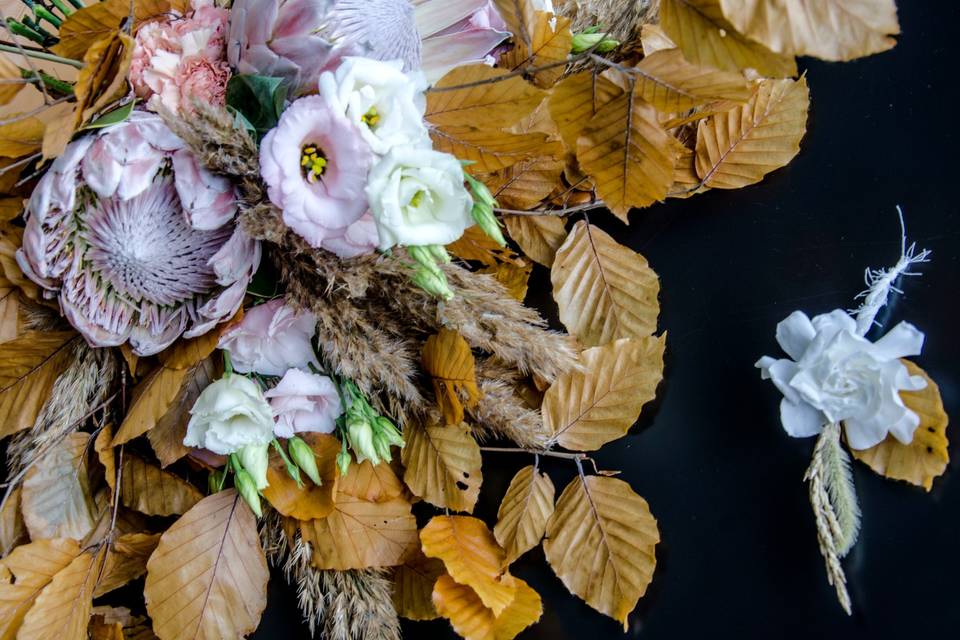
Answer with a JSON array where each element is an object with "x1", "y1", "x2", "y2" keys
[
  {"x1": 22, "y1": 432, "x2": 98, "y2": 541},
  {"x1": 53, "y1": 0, "x2": 180, "y2": 59},
  {"x1": 0, "y1": 117, "x2": 44, "y2": 158},
  {"x1": 632, "y1": 48, "x2": 752, "y2": 112},
  {"x1": 422, "y1": 329, "x2": 481, "y2": 425},
  {"x1": 431, "y1": 126, "x2": 556, "y2": 174},
  {"x1": 156, "y1": 326, "x2": 224, "y2": 370},
  {"x1": 262, "y1": 434, "x2": 339, "y2": 520},
  {"x1": 0, "y1": 331, "x2": 79, "y2": 438},
  {"x1": 0, "y1": 57, "x2": 25, "y2": 106},
  {"x1": 16, "y1": 546, "x2": 104, "y2": 640},
  {"x1": 481, "y1": 259, "x2": 532, "y2": 302},
  {"x1": 719, "y1": 0, "x2": 899, "y2": 61},
  {"x1": 427, "y1": 65, "x2": 546, "y2": 129},
  {"x1": 74, "y1": 32, "x2": 133, "y2": 124},
  {"x1": 88, "y1": 617, "x2": 123, "y2": 640},
  {"x1": 852, "y1": 361, "x2": 949, "y2": 491},
  {"x1": 392, "y1": 551, "x2": 445, "y2": 621},
  {"x1": 420, "y1": 516, "x2": 516, "y2": 616},
  {"x1": 640, "y1": 24, "x2": 677, "y2": 55},
  {"x1": 669, "y1": 145, "x2": 708, "y2": 198},
  {"x1": 298, "y1": 494, "x2": 419, "y2": 570},
  {"x1": 120, "y1": 454, "x2": 204, "y2": 516},
  {"x1": 447, "y1": 225, "x2": 523, "y2": 268},
  {"x1": 492, "y1": 0, "x2": 538, "y2": 47},
  {"x1": 493, "y1": 465, "x2": 555, "y2": 563},
  {"x1": 94, "y1": 425, "x2": 116, "y2": 492},
  {"x1": 94, "y1": 533, "x2": 161, "y2": 597},
  {"x1": 695, "y1": 77, "x2": 809, "y2": 189},
  {"x1": 545, "y1": 336, "x2": 665, "y2": 451},
  {"x1": 402, "y1": 421, "x2": 482, "y2": 512},
  {"x1": 432, "y1": 573, "x2": 542, "y2": 640},
  {"x1": 544, "y1": 475, "x2": 659, "y2": 629},
  {"x1": 659, "y1": 0, "x2": 797, "y2": 78},
  {"x1": 547, "y1": 72, "x2": 623, "y2": 152},
  {"x1": 486, "y1": 156, "x2": 564, "y2": 211},
  {"x1": 0, "y1": 485, "x2": 27, "y2": 556},
  {"x1": 503, "y1": 215, "x2": 566, "y2": 267},
  {"x1": 148, "y1": 356, "x2": 221, "y2": 467},
  {"x1": 0, "y1": 539, "x2": 82, "y2": 639},
  {"x1": 576, "y1": 88, "x2": 678, "y2": 220},
  {"x1": 338, "y1": 458, "x2": 405, "y2": 503},
  {"x1": 551, "y1": 221, "x2": 660, "y2": 347},
  {"x1": 0, "y1": 283, "x2": 18, "y2": 344},
  {"x1": 112, "y1": 365, "x2": 189, "y2": 446},
  {"x1": 144, "y1": 490, "x2": 268, "y2": 640},
  {"x1": 500, "y1": 11, "x2": 573, "y2": 88}
]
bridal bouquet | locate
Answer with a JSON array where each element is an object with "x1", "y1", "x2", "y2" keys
[{"x1": 0, "y1": 0, "x2": 904, "y2": 638}]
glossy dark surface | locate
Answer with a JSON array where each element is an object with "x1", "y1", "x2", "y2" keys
[{"x1": 255, "y1": 3, "x2": 959, "y2": 638}]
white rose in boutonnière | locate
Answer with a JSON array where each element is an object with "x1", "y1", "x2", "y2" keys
[
  {"x1": 183, "y1": 375, "x2": 275, "y2": 455},
  {"x1": 366, "y1": 147, "x2": 473, "y2": 250},
  {"x1": 319, "y1": 57, "x2": 429, "y2": 155},
  {"x1": 756, "y1": 309, "x2": 927, "y2": 450}
]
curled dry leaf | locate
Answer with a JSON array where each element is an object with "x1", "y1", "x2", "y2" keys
[
  {"x1": 632, "y1": 48, "x2": 752, "y2": 112},
  {"x1": 144, "y1": 490, "x2": 269, "y2": 640},
  {"x1": 147, "y1": 356, "x2": 222, "y2": 467},
  {"x1": 120, "y1": 453, "x2": 204, "y2": 517},
  {"x1": 695, "y1": 77, "x2": 809, "y2": 189},
  {"x1": 426, "y1": 65, "x2": 546, "y2": 129},
  {"x1": 94, "y1": 533, "x2": 162, "y2": 597},
  {"x1": 0, "y1": 538, "x2": 82, "y2": 639},
  {"x1": 17, "y1": 546, "x2": 105, "y2": 640},
  {"x1": 53, "y1": 0, "x2": 184, "y2": 59},
  {"x1": 544, "y1": 475, "x2": 659, "y2": 629},
  {"x1": 0, "y1": 485, "x2": 27, "y2": 557},
  {"x1": 659, "y1": 0, "x2": 797, "y2": 78},
  {"x1": 544, "y1": 336, "x2": 665, "y2": 451},
  {"x1": 338, "y1": 458, "x2": 405, "y2": 503},
  {"x1": 420, "y1": 515, "x2": 516, "y2": 616},
  {"x1": 0, "y1": 331, "x2": 80, "y2": 438},
  {"x1": 493, "y1": 465, "x2": 555, "y2": 563},
  {"x1": 261, "y1": 434, "x2": 339, "y2": 520},
  {"x1": 499, "y1": 11, "x2": 573, "y2": 88},
  {"x1": 94, "y1": 425, "x2": 116, "y2": 492},
  {"x1": 640, "y1": 24, "x2": 677, "y2": 55},
  {"x1": 392, "y1": 551, "x2": 445, "y2": 621},
  {"x1": 503, "y1": 215, "x2": 566, "y2": 267},
  {"x1": 422, "y1": 329, "x2": 481, "y2": 426},
  {"x1": 111, "y1": 366, "x2": 189, "y2": 447},
  {"x1": 432, "y1": 573, "x2": 542, "y2": 640},
  {"x1": 547, "y1": 72, "x2": 623, "y2": 152},
  {"x1": 22, "y1": 432, "x2": 98, "y2": 541},
  {"x1": 719, "y1": 0, "x2": 899, "y2": 62},
  {"x1": 551, "y1": 221, "x2": 660, "y2": 347},
  {"x1": 402, "y1": 421, "x2": 482, "y2": 512},
  {"x1": 492, "y1": 0, "x2": 538, "y2": 49},
  {"x1": 852, "y1": 361, "x2": 949, "y2": 491},
  {"x1": 481, "y1": 259, "x2": 532, "y2": 302}
]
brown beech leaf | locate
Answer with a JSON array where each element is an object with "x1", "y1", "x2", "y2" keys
[
  {"x1": 94, "y1": 533, "x2": 161, "y2": 597},
  {"x1": 544, "y1": 336, "x2": 666, "y2": 451},
  {"x1": 576, "y1": 88, "x2": 677, "y2": 220},
  {"x1": 544, "y1": 475, "x2": 659, "y2": 629},
  {"x1": 74, "y1": 32, "x2": 133, "y2": 124},
  {"x1": 0, "y1": 331, "x2": 78, "y2": 438},
  {"x1": 695, "y1": 77, "x2": 809, "y2": 189},
  {"x1": 156, "y1": 325, "x2": 224, "y2": 370},
  {"x1": 551, "y1": 221, "x2": 660, "y2": 347},
  {"x1": 0, "y1": 278, "x2": 20, "y2": 344},
  {"x1": 0, "y1": 57, "x2": 25, "y2": 107},
  {"x1": 852, "y1": 361, "x2": 949, "y2": 491},
  {"x1": 481, "y1": 259, "x2": 532, "y2": 302},
  {"x1": 94, "y1": 425, "x2": 116, "y2": 492},
  {"x1": 446, "y1": 225, "x2": 524, "y2": 268},
  {"x1": 503, "y1": 215, "x2": 566, "y2": 267},
  {"x1": 719, "y1": 0, "x2": 899, "y2": 62},
  {"x1": 16, "y1": 546, "x2": 104, "y2": 640},
  {"x1": 0, "y1": 538, "x2": 82, "y2": 639},
  {"x1": 500, "y1": 11, "x2": 573, "y2": 88},
  {"x1": 402, "y1": 421, "x2": 482, "y2": 512},
  {"x1": 432, "y1": 573, "x2": 542, "y2": 640},
  {"x1": 669, "y1": 144, "x2": 708, "y2": 199},
  {"x1": 659, "y1": 0, "x2": 797, "y2": 78},
  {"x1": 338, "y1": 458, "x2": 405, "y2": 503},
  {"x1": 492, "y1": 0, "x2": 538, "y2": 47},
  {"x1": 53, "y1": 0, "x2": 181, "y2": 59},
  {"x1": 0, "y1": 485, "x2": 27, "y2": 556},
  {"x1": 427, "y1": 65, "x2": 546, "y2": 129},
  {"x1": 422, "y1": 329, "x2": 481, "y2": 425},
  {"x1": 640, "y1": 24, "x2": 677, "y2": 55},
  {"x1": 148, "y1": 356, "x2": 221, "y2": 467},
  {"x1": 487, "y1": 156, "x2": 564, "y2": 211},
  {"x1": 431, "y1": 126, "x2": 556, "y2": 174},
  {"x1": 120, "y1": 454, "x2": 203, "y2": 516},
  {"x1": 112, "y1": 365, "x2": 189, "y2": 447},
  {"x1": 392, "y1": 551, "x2": 445, "y2": 621},
  {"x1": 145, "y1": 490, "x2": 268, "y2": 640},
  {"x1": 0, "y1": 117, "x2": 44, "y2": 158},
  {"x1": 547, "y1": 72, "x2": 623, "y2": 152},
  {"x1": 262, "y1": 434, "x2": 339, "y2": 520},
  {"x1": 22, "y1": 432, "x2": 98, "y2": 541},
  {"x1": 88, "y1": 618, "x2": 123, "y2": 640},
  {"x1": 632, "y1": 48, "x2": 752, "y2": 112},
  {"x1": 298, "y1": 494, "x2": 419, "y2": 570},
  {"x1": 89, "y1": 607, "x2": 152, "y2": 640},
  {"x1": 494, "y1": 465, "x2": 555, "y2": 564},
  {"x1": 420, "y1": 516, "x2": 516, "y2": 616}
]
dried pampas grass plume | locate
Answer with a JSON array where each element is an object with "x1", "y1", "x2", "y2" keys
[{"x1": 558, "y1": 0, "x2": 658, "y2": 44}]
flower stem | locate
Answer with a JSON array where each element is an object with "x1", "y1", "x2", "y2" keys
[{"x1": 0, "y1": 42, "x2": 83, "y2": 68}]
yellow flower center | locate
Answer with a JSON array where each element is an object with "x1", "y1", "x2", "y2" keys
[
  {"x1": 361, "y1": 107, "x2": 381, "y2": 128},
  {"x1": 409, "y1": 190, "x2": 426, "y2": 208},
  {"x1": 300, "y1": 143, "x2": 328, "y2": 184}
]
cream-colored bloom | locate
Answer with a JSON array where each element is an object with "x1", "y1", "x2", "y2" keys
[{"x1": 183, "y1": 375, "x2": 275, "y2": 455}]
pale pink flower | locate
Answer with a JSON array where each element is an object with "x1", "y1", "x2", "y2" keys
[
  {"x1": 265, "y1": 369, "x2": 343, "y2": 438},
  {"x1": 319, "y1": 213, "x2": 380, "y2": 259},
  {"x1": 218, "y1": 298, "x2": 319, "y2": 376},
  {"x1": 175, "y1": 57, "x2": 230, "y2": 109},
  {"x1": 414, "y1": 0, "x2": 510, "y2": 82},
  {"x1": 259, "y1": 96, "x2": 373, "y2": 248}
]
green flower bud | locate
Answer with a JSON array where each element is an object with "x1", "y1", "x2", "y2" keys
[
  {"x1": 337, "y1": 450, "x2": 352, "y2": 476},
  {"x1": 346, "y1": 415, "x2": 380, "y2": 465},
  {"x1": 412, "y1": 265, "x2": 454, "y2": 300},
  {"x1": 234, "y1": 469, "x2": 262, "y2": 518},
  {"x1": 571, "y1": 31, "x2": 619, "y2": 54},
  {"x1": 471, "y1": 203, "x2": 506, "y2": 247},
  {"x1": 237, "y1": 443, "x2": 270, "y2": 490},
  {"x1": 407, "y1": 245, "x2": 438, "y2": 270},
  {"x1": 427, "y1": 244, "x2": 452, "y2": 264},
  {"x1": 208, "y1": 469, "x2": 225, "y2": 494},
  {"x1": 464, "y1": 173, "x2": 497, "y2": 209},
  {"x1": 375, "y1": 416, "x2": 405, "y2": 448},
  {"x1": 288, "y1": 436, "x2": 322, "y2": 485}
]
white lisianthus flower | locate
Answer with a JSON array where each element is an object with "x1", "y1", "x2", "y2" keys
[
  {"x1": 319, "y1": 57, "x2": 429, "y2": 156},
  {"x1": 756, "y1": 309, "x2": 927, "y2": 450},
  {"x1": 183, "y1": 375, "x2": 275, "y2": 455},
  {"x1": 366, "y1": 147, "x2": 473, "y2": 249}
]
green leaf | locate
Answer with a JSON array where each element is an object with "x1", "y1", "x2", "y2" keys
[
  {"x1": 82, "y1": 99, "x2": 135, "y2": 130},
  {"x1": 225, "y1": 74, "x2": 287, "y2": 136}
]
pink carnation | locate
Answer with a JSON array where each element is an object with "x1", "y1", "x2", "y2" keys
[
  {"x1": 176, "y1": 57, "x2": 230, "y2": 109},
  {"x1": 218, "y1": 298, "x2": 319, "y2": 376},
  {"x1": 265, "y1": 369, "x2": 343, "y2": 438}
]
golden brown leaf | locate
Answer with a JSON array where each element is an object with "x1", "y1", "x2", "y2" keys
[
  {"x1": 632, "y1": 48, "x2": 752, "y2": 112},
  {"x1": 16, "y1": 547, "x2": 104, "y2": 640},
  {"x1": 298, "y1": 494, "x2": 419, "y2": 570},
  {"x1": 0, "y1": 57, "x2": 25, "y2": 107},
  {"x1": 22, "y1": 432, "x2": 98, "y2": 541},
  {"x1": 88, "y1": 617, "x2": 124, "y2": 640},
  {"x1": 503, "y1": 215, "x2": 566, "y2": 267},
  {"x1": 486, "y1": 156, "x2": 564, "y2": 211},
  {"x1": 719, "y1": 0, "x2": 899, "y2": 61},
  {"x1": 402, "y1": 421, "x2": 482, "y2": 512},
  {"x1": 53, "y1": 0, "x2": 178, "y2": 59},
  {"x1": 0, "y1": 117, "x2": 44, "y2": 158},
  {"x1": 492, "y1": 0, "x2": 538, "y2": 47},
  {"x1": 493, "y1": 465, "x2": 555, "y2": 563},
  {"x1": 0, "y1": 331, "x2": 79, "y2": 438},
  {"x1": 422, "y1": 329, "x2": 481, "y2": 425},
  {"x1": 262, "y1": 434, "x2": 339, "y2": 520},
  {"x1": 551, "y1": 221, "x2": 660, "y2": 347},
  {"x1": 338, "y1": 458, "x2": 405, "y2": 503},
  {"x1": 112, "y1": 365, "x2": 189, "y2": 447},
  {"x1": 544, "y1": 475, "x2": 659, "y2": 629},
  {"x1": 156, "y1": 326, "x2": 223, "y2": 370},
  {"x1": 94, "y1": 425, "x2": 116, "y2": 492},
  {"x1": 500, "y1": 11, "x2": 573, "y2": 88},
  {"x1": 481, "y1": 259, "x2": 532, "y2": 302},
  {"x1": 544, "y1": 336, "x2": 665, "y2": 451},
  {"x1": 144, "y1": 490, "x2": 268, "y2": 640},
  {"x1": 427, "y1": 65, "x2": 546, "y2": 128},
  {"x1": 852, "y1": 361, "x2": 949, "y2": 491},
  {"x1": 695, "y1": 77, "x2": 809, "y2": 189},
  {"x1": 392, "y1": 551, "x2": 445, "y2": 621},
  {"x1": 659, "y1": 0, "x2": 797, "y2": 77},
  {"x1": 420, "y1": 516, "x2": 515, "y2": 616},
  {"x1": 431, "y1": 126, "x2": 556, "y2": 174},
  {"x1": 94, "y1": 533, "x2": 161, "y2": 597},
  {"x1": 576, "y1": 88, "x2": 678, "y2": 219},
  {"x1": 0, "y1": 539, "x2": 82, "y2": 639},
  {"x1": 74, "y1": 32, "x2": 133, "y2": 124},
  {"x1": 147, "y1": 356, "x2": 221, "y2": 467},
  {"x1": 120, "y1": 454, "x2": 203, "y2": 517},
  {"x1": 640, "y1": 24, "x2": 677, "y2": 55},
  {"x1": 669, "y1": 145, "x2": 708, "y2": 198},
  {"x1": 0, "y1": 485, "x2": 27, "y2": 557},
  {"x1": 547, "y1": 72, "x2": 623, "y2": 152},
  {"x1": 432, "y1": 573, "x2": 542, "y2": 640},
  {"x1": 446, "y1": 225, "x2": 524, "y2": 268}
]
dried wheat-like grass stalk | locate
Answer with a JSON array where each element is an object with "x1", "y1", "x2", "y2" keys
[
  {"x1": 558, "y1": 0, "x2": 657, "y2": 50},
  {"x1": 470, "y1": 358, "x2": 551, "y2": 448}
]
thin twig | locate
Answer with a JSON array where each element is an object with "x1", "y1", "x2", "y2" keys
[
  {"x1": 479, "y1": 445, "x2": 589, "y2": 462},
  {"x1": 0, "y1": 152, "x2": 40, "y2": 177},
  {"x1": 495, "y1": 200, "x2": 607, "y2": 217}
]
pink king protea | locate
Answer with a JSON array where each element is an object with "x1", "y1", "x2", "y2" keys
[{"x1": 17, "y1": 112, "x2": 260, "y2": 356}]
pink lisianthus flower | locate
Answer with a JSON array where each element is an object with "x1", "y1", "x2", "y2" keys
[
  {"x1": 320, "y1": 212, "x2": 380, "y2": 259},
  {"x1": 260, "y1": 96, "x2": 373, "y2": 248},
  {"x1": 265, "y1": 369, "x2": 343, "y2": 438},
  {"x1": 218, "y1": 298, "x2": 319, "y2": 377}
]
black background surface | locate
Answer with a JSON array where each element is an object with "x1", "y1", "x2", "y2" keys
[{"x1": 255, "y1": 3, "x2": 960, "y2": 638}]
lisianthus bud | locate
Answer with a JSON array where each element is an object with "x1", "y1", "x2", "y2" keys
[
  {"x1": 234, "y1": 469, "x2": 262, "y2": 517},
  {"x1": 337, "y1": 450, "x2": 352, "y2": 476},
  {"x1": 237, "y1": 443, "x2": 270, "y2": 490},
  {"x1": 471, "y1": 203, "x2": 506, "y2": 247},
  {"x1": 208, "y1": 469, "x2": 225, "y2": 494},
  {"x1": 408, "y1": 245, "x2": 439, "y2": 270},
  {"x1": 375, "y1": 416, "x2": 405, "y2": 448},
  {"x1": 412, "y1": 265, "x2": 454, "y2": 300},
  {"x1": 347, "y1": 415, "x2": 379, "y2": 465},
  {"x1": 571, "y1": 31, "x2": 620, "y2": 54},
  {"x1": 288, "y1": 436, "x2": 322, "y2": 485},
  {"x1": 427, "y1": 245, "x2": 451, "y2": 264}
]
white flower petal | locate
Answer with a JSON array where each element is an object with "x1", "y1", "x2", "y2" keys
[
  {"x1": 774, "y1": 310, "x2": 816, "y2": 360},
  {"x1": 780, "y1": 399, "x2": 826, "y2": 438},
  {"x1": 871, "y1": 321, "x2": 924, "y2": 360}
]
